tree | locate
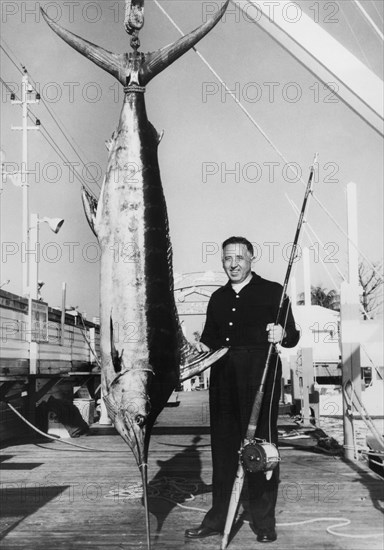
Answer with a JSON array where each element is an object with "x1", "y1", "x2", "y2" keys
[
  {"x1": 297, "y1": 285, "x2": 340, "y2": 311},
  {"x1": 359, "y1": 261, "x2": 383, "y2": 319}
]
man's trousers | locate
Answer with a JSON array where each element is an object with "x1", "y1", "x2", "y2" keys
[{"x1": 202, "y1": 347, "x2": 282, "y2": 532}]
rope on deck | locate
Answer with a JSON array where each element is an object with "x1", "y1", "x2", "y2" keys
[
  {"x1": 276, "y1": 517, "x2": 384, "y2": 538},
  {"x1": 5, "y1": 401, "x2": 122, "y2": 453},
  {"x1": 105, "y1": 479, "x2": 384, "y2": 537},
  {"x1": 105, "y1": 481, "x2": 384, "y2": 538},
  {"x1": 6, "y1": 403, "x2": 383, "y2": 537}
]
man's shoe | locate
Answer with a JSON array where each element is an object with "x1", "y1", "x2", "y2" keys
[
  {"x1": 257, "y1": 528, "x2": 277, "y2": 543},
  {"x1": 185, "y1": 525, "x2": 221, "y2": 539}
]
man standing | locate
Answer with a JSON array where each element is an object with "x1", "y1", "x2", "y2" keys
[{"x1": 185, "y1": 236, "x2": 300, "y2": 543}]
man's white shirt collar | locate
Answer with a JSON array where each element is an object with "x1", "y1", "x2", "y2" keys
[{"x1": 231, "y1": 273, "x2": 253, "y2": 294}]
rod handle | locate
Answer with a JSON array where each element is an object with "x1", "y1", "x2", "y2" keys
[{"x1": 245, "y1": 390, "x2": 264, "y2": 440}]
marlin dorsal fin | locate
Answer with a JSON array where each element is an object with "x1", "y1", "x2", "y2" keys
[{"x1": 81, "y1": 186, "x2": 98, "y2": 237}]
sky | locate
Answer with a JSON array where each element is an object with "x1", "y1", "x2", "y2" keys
[{"x1": 0, "y1": 0, "x2": 383, "y2": 320}]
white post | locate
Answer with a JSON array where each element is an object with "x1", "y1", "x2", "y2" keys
[
  {"x1": 99, "y1": 397, "x2": 112, "y2": 425},
  {"x1": 340, "y1": 282, "x2": 361, "y2": 460},
  {"x1": 303, "y1": 246, "x2": 311, "y2": 306},
  {"x1": 346, "y1": 182, "x2": 359, "y2": 292},
  {"x1": 341, "y1": 182, "x2": 361, "y2": 461},
  {"x1": 89, "y1": 327, "x2": 96, "y2": 363},
  {"x1": 301, "y1": 347, "x2": 314, "y2": 427}
]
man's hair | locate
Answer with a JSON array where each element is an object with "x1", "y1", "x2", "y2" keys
[{"x1": 222, "y1": 236, "x2": 254, "y2": 256}]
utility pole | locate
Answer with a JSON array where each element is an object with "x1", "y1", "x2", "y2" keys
[
  {"x1": 10, "y1": 68, "x2": 40, "y2": 296},
  {"x1": 10, "y1": 68, "x2": 40, "y2": 376}
]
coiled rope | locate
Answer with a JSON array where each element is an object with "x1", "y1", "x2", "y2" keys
[
  {"x1": 5, "y1": 402, "x2": 383, "y2": 538},
  {"x1": 105, "y1": 482, "x2": 384, "y2": 538},
  {"x1": 276, "y1": 517, "x2": 383, "y2": 538}
]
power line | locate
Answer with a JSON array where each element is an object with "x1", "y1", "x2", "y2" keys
[
  {"x1": 354, "y1": 0, "x2": 384, "y2": 41},
  {"x1": 25, "y1": 72, "x2": 102, "y2": 192},
  {"x1": 1, "y1": 41, "x2": 101, "y2": 195},
  {"x1": 286, "y1": 194, "x2": 344, "y2": 291},
  {"x1": 337, "y1": 1, "x2": 373, "y2": 71},
  {"x1": 0, "y1": 77, "x2": 98, "y2": 199},
  {"x1": 0, "y1": 43, "x2": 24, "y2": 75},
  {"x1": 371, "y1": 0, "x2": 383, "y2": 24},
  {"x1": 153, "y1": 0, "x2": 382, "y2": 279},
  {"x1": 39, "y1": 125, "x2": 98, "y2": 198},
  {"x1": 0, "y1": 77, "x2": 16, "y2": 95}
]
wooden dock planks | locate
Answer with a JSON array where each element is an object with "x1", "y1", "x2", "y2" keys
[{"x1": 1, "y1": 391, "x2": 383, "y2": 549}]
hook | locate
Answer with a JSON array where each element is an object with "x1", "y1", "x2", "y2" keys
[{"x1": 125, "y1": 0, "x2": 145, "y2": 49}]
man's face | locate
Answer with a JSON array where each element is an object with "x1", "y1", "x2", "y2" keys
[{"x1": 222, "y1": 243, "x2": 253, "y2": 284}]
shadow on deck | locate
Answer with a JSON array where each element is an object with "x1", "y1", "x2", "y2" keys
[{"x1": 1, "y1": 391, "x2": 383, "y2": 549}]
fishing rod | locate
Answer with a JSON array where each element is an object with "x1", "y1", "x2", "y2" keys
[{"x1": 221, "y1": 154, "x2": 318, "y2": 550}]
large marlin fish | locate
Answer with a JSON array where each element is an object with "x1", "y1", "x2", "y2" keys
[{"x1": 42, "y1": 1, "x2": 228, "y2": 547}]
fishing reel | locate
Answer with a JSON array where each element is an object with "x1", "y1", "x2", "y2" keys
[{"x1": 240, "y1": 438, "x2": 280, "y2": 480}]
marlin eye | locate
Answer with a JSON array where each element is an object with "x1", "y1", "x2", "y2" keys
[{"x1": 135, "y1": 414, "x2": 146, "y2": 427}]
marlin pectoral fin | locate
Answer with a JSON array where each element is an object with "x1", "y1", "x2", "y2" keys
[
  {"x1": 110, "y1": 316, "x2": 123, "y2": 373},
  {"x1": 141, "y1": 0, "x2": 229, "y2": 85},
  {"x1": 81, "y1": 187, "x2": 98, "y2": 237},
  {"x1": 179, "y1": 341, "x2": 228, "y2": 382},
  {"x1": 103, "y1": 391, "x2": 118, "y2": 424}
]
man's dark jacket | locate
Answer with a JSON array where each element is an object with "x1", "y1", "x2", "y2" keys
[
  {"x1": 198, "y1": 272, "x2": 300, "y2": 532},
  {"x1": 201, "y1": 272, "x2": 300, "y2": 350}
]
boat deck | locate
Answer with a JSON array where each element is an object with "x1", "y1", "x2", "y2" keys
[{"x1": 1, "y1": 391, "x2": 383, "y2": 549}]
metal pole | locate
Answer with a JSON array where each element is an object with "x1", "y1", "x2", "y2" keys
[
  {"x1": 10, "y1": 69, "x2": 40, "y2": 295},
  {"x1": 21, "y1": 71, "x2": 29, "y2": 296},
  {"x1": 10, "y1": 70, "x2": 40, "y2": 374},
  {"x1": 28, "y1": 213, "x2": 39, "y2": 374},
  {"x1": 28, "y1": 214, "x2": 39, "y2": 302}
]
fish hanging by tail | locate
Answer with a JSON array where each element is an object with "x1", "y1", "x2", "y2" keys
[{"x1": 42, "y1": 1, "x2": 229, "y2": 548}]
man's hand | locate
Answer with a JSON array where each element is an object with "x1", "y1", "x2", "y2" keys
[
  {"x1": 194, "y1": 341, "x2": 211, "y2": 353},
  {"x1": 266, "y1": 323, "x2": 286, "y2": 344}
]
